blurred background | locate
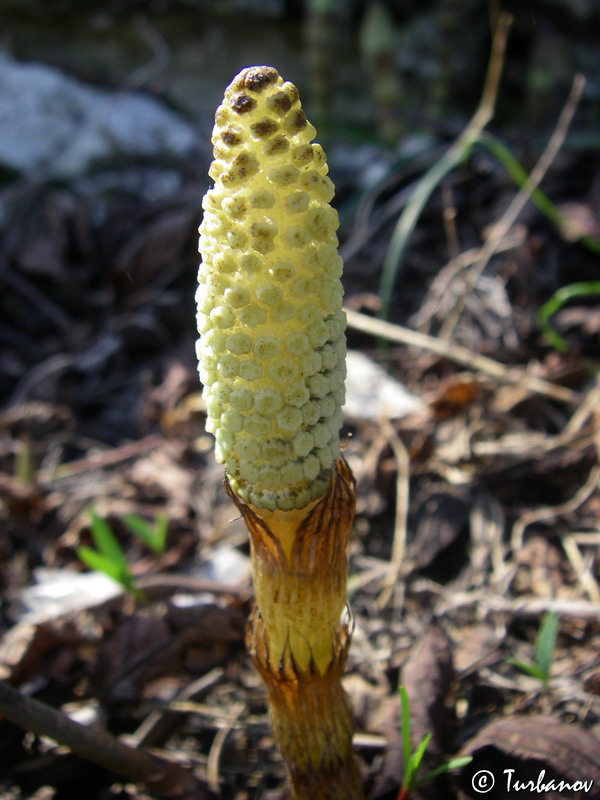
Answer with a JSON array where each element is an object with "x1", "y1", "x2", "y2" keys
[
  {"x1": 2, "y1": 3, "x2": 600, "y2": 799},
  {"x1": 1, "y1": 0, "x2": 599, "y2": 439}
]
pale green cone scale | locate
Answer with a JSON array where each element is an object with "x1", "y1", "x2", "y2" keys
[{"x1": 197, "y1": 66, "x2": 346, "y2": 511}]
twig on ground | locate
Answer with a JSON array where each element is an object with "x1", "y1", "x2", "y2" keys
[
  {"x1": 128, "y1": 667, "x2": 225, "y2": 749},
  {"x1": 36, "y1": 434, "x2": 163, "y2": 483},
  {"x1": 424, "y1": 584, "x2": 600, "y2": 622},
  {"x1": 0, "y1": 680, "x2": 204, "y2": 798},
  {"x1": 136, "y1": 573, "x2": 251, "y2": 601},
  {"x1": 377, "y1": 419, "x2": 411, "y2": 609},
  {"x1": 510, "y1": 464, "x2": 600, "y2": 552},
  {"x1": 206, "y1": 702, "x2": 244, "y2": 794},
  {"x1": 344, "y1": 307, "x2": 580, "y2": 405},
  {"x1": 378, "y1": 12, "x2": 513, "y2": 319},
  {"x1": 441, "y1": 181, "x2": 461, "y2": 263},
  {"x1": 571, "y1": 533, "x2": 600, "y2": 546},
  {"x1": 412, "y1": 228, "x2": 526, "y2": 333},
  {"x1": 561, "y1": 534, "x2": 600, "y2": 604},
  {"x1": 464, "y1": 491, "x2": 507, "y2": 589}
]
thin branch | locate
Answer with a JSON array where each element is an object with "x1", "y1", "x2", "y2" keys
[
  {"x1": 510, "y1": 464, "x2": 600, "y2": 552},
  {"x1": 0, "y1": 681, "x2": 204, "y2": 798},
  {"x1": 561, "y1": 534, "x2": 600, "y2": 604},
  {"x1": 378, "y1": 12, "x2": 513, "y2": 319},
  {"x1": 206, "y1": 703, "x2": 244, "y2": 794},
  {"x1": 377, "y1": 419, "x2": 411, "y2": 609},
  {"x1": 36, "y1": 434, "x2": 163, "y2": 483},
  {"x1": 128, "y1": 667, "x2": 225, "y2": 749},
  {"x1": 469, "y1": 10, "x2": 513, "y2": 132},
  {"x1": 440, "y1": 73, "x2": 586, "y2": 340},
  {"x1": 430, "y1": 585, "x2": 600, "y2": 622},
  {"x1": 344, "y1": 306, "x2": 580, "y2": 406}
]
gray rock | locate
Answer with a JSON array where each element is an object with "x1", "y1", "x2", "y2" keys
[
  {"x1": 343, "y1": 349, "x2": 425, "y2": 422},
  {"x1": 0, "y1": 54, "x2": 199, "y2": 178}
]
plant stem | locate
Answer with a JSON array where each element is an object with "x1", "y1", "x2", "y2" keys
[{"x1": 228, "y1": 459, "x2": 364, "y2": 799}]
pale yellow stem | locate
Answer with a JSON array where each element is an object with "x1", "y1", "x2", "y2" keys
[{"x1": 227, "y1": 459, "x2": 364, "y2": 799}]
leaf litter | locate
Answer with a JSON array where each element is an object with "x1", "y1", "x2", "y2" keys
[{"x1": 1, "y1": 36, "x2": 600, "y2": 800}]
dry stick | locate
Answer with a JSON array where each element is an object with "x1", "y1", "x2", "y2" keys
[
  {"x1": 344, "y1": 307, "x2": 579, "y2": 406},
  {"x1": 430, "y1": 585, "x2": 600, "y2": 622},
  {"x1": 441, "y1": 181, "x2": 460, "y2": 263},
  {"x1": 206, "y1": 702, "x2": 244, "y2": 794},
  {"x1": 129, "y1": 667, "x2": 225, "y2": 749},
  {"x1": 439, "y1": 73, "x2": 586, "y2": 341},
  {"x1": 466, "y1": 492, "x2": 507, "y2": 590},
  {"x1": 561, "y1": 534, "x2": 600, "y2": 604},
  {"x1": 472, "y1": 372, "x2": 600, "y2": 460},
  {"x1": 511, "y1": 463, "x2": 600, "y2": 553},
  {"x1": 571, "y1": 532, "x2": 600, "y2": 546},
  {"x1": 36, "y1": 434, "x2": 163, "y2": 483},
  {"x1": 0, "y1": 680, "x2": 202, "y2": 798},
  {"x1": 470, "y1": 11, "x2": 511, "y2": 133},
  {"x1": 377, "y1": 419, "x2": 411, "y2": 608},
  {"x1": 492, "y1": 595, "x2": 600, "y2": 622},
  {"x1": 412, "y1": 230, "x2": 525, "y2": 330}
]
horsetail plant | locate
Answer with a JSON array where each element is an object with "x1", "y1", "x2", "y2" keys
[{"x1": 196, "y1": 66, "x2": 363, "y2": 799}]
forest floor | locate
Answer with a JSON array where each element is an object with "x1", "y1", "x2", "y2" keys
[{"x1": 1, "y1": 52, "x2": 600, "y2": 800}]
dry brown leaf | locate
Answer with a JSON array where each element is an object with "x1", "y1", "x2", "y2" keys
[
  {"x1": 408, "y1": 487, "x2": 471, "y2": 574},
  {"x1": 428, "y1": 374, "x2": 482, "y2": 421},
  {"x1": 369, "y1": 626, "x2": 454, "y2": 800},
  {"x1": 458, "y1": 715, "x2": 600, "y2": 799},
  {"x1": 453, "y1": 623, "x2": 503, "y2": 676},
  {"x1": 113, "y1": 205, "x2": 197, "y2": 295},
  {"x1": 0, "y1": 612, "x2": 105, "y2": 685},
  {"x1": 401, "y1": 624, "x2": 455, "y2": 754}
]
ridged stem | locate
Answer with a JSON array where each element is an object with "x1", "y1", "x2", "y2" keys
[{"x1": 227, "y1": 459, "x2": 364, "y2": 799}]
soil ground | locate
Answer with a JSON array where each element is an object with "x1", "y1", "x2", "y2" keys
[{"x1": 1, "y1": 13, "x2": 600, "y2": 800}]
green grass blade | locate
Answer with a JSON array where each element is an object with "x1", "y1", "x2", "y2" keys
[
  {"x1": 535, "y1": 611, "x2": 559, "y2": 683},
  {"x1": 122, "y1": 513, "x2": 168, "y2": 554},
  {"x1": 409, "y1": 732, "x2": 432, "y2": 782},
  {"x1": 507, "y1": 657, "x2": 545, "y2": 682},
  {"x1": 398, "y1": 686, "x2": 413, "y2": 787},
  {"x1": 87, "y1": 509, "x2": 128, "y2": 570},
  {"x1": 77, "y1": 546, "x2": 129, "y2": 586},
  {"x1": 121, "y1": 514, "x2": 153, "y2": 543},
  {"x1": 537, "y1": 281, "x2": 600, "y2": 352},
  {"x1": 537, "y1": 320, "x2": 570, "y2": 353},
  {"x1": 478, "y1": 133, "x2": 600, "y2": 256},
  {"x1": 416, "y1": 756, "x2": 473, "y2": 787},
  {"x1": 378, "y1": 140, "x2": 475, "y2": 321},
  {"x1": 152, "y1": 513, "x2": 168, "y2": 553}
]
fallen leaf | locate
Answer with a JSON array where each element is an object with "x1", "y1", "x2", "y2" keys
[
  {"x1": 369, "y1": 625, "x2": 454, "y2": 800},
  {"x1": 408, "y1": 487, "x2": 471, "y2": 576},
  {"x1": 458, "y1": 715, "x2": 600, "y2": 799},
  {"x1": 428, "y1": 375, "x2": 481, "y2": 421}
]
